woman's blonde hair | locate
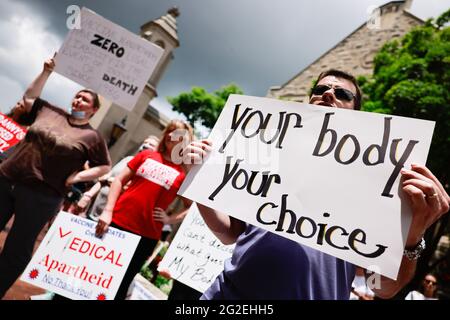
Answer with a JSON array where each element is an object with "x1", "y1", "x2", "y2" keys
[{"x1": 157, "y1": 119, "x2": 194, "y2": 154}]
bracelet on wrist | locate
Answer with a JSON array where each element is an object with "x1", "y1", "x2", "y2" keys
[{"x1": 403, "y1": 237, "x2": 426, "y2": 261}]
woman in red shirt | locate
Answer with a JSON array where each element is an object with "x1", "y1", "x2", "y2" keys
[{"x1": 95, "y1": 119, "x2": 194, "y2": 300}]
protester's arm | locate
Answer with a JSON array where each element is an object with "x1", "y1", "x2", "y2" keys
[
  {"x1": 75, "y1": 181, "x2": 104, "y2": 213},
  {"x1": 371, "y1": 164, "x2": 449, "y2": 299},
  {"x1": 197, "y1": 203, "x2": 246, "y2": 245},
  {"x1": 65, "y1": 165, "x2": 111, "y2": 187},
  {"x1": 95, "y1": 166, "x2": 135, "y2": 237},
  {"x1": 182, "y1": 140, "x2": 246, "y2": 244},
  {"x1": 23, "y1": 57, "x2": 55, "y2": 112},
  {"x1": 83, "y1": 180, "x2": 104, "y2": 199}
]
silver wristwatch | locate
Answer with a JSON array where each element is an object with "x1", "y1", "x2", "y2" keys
[{"x1": 403, "y1": 237, "x2": 426, "y2": 261}]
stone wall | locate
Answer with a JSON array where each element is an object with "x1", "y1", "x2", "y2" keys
[{"x1": 267, "y1": 3, "x2": 422, "y2": 102}]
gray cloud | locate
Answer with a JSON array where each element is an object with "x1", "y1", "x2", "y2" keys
[{"x1": 2, "y1": 0, "x2": 449, "y2": 116}]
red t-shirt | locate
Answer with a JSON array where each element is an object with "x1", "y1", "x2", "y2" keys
[{"x1": 111, "y1": 150, "x2": 185, "y2": 239}]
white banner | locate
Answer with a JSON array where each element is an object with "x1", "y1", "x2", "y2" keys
[
  {"x1": 179, "y1": 94, "x2": 435, "y2": 280},
  {"x1": 55, "y1": 7, "x2": 163, "y2": 111},
  {"x1": 158, "y1": 204, "x2": 234, "y2": 293},
  {"x1": 21, "y1": 211, "x2": 140, "y2": 300}
]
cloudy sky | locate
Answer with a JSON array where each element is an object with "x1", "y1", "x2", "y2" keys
[{"x1": 0, "y1": 0, "x2": 448, "y2": 120}]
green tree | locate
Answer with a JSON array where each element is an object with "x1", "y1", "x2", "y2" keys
[
  {"x1": 359, "y1": 10, "x2": 450, "y2": 299},
  {"x1": 168, "y1": 83, "x2": 243, "y2": 129}
]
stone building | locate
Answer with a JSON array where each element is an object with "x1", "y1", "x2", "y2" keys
[
  {"x1": 90, "y1": 8, "x2": 180, "y2": 163},
  {"x1": 267, "y1": 0, "x2": 423, "y2": 102}
]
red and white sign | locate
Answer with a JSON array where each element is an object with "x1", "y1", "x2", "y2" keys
[
  {"x1": 137, "y1": 158, "x2": 180, "y2": 190},
  {"x1": 0, "y1": 112, "x2": 27, "y2": 152},
  {"x1": 21, "y1": 211, "x2": 140, "y2": 300}
]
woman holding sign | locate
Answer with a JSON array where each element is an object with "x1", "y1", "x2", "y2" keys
[
  {"x1": 0, "y1": 56, "x2": 111, "y2": 299},
  {"x1": 95, "y1": 119, "x2": 194, "y2": 300}
]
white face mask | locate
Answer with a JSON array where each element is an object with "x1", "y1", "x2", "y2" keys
[{"x1": 71, "y1": 110, "x2": 86, "y2": 119}]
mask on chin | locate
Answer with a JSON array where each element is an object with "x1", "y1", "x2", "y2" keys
[{"x1": 71, "y1": 110, "x2": 86, "y2": 119}]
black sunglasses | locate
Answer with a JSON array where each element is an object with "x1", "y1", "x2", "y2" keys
[
  {"x1": 424, "y1": 279, "x2": 437, "y2": 285},
  {"x1": 312, "y1": 84, "x2": 356, "y2": 102}
]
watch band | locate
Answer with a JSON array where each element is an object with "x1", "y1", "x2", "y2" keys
[{"x1": 403, "y1": 237, "x2": 426, "y2": 261}]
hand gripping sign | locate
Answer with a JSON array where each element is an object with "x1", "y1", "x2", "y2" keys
[
  {"x1": 178, "y1": 94, "x2": 435, "y2": 280},
  {"x1": 54, "y1": 7, "x2": 163, "y2": 111},
  {"x1": 21, "y1": 211, "x2": 140, "y2": 300}
]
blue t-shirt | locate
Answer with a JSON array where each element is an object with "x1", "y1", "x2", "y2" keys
[{"x1": 202, "y1": 224, "x2": 355, "y2": 300}]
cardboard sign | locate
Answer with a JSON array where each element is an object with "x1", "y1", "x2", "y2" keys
[
  {"x1": 0, "y1": 112, "x2": 27, "y2": 152},
  {"x1": 128, "y1": 280, "x2": 159, "y2": 300},
  {"x1": 55, "y1": 7, "x2": 163, "y2": 111},
  {"x1": 158, "y1": 204, "x2": 234, "y2": 293},
  {"x1": 21, "y1": 211, "x2": 140, "y2": 300},
  {"x1": 179, "y1": 94, "x2": 435, "y2": 280}
]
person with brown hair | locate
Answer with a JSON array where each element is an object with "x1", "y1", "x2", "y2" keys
[
  {"x1": 95, "y1": 119, "x2": 195, "y2": 300},
  {"x1": 5, "y1": 99, "x2": 31, "y2": 125},
  {"x1": 0, "y1": 56, "x2": 111, "y2": 298}
]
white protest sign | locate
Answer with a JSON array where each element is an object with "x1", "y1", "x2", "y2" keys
[
  {"x1": 158, "y1": 204, "x2": 235, "y2": 293},
  {"x1": 54, "y1": 7, "x2": 163, "y2": 111},
  {"x1": 128, "y1": 274, "x2": 168, "y2": 300},
  {"x1": 179, "y1": 94, "x2": 435, "y2": 280},
  {"x1": 21, "y1": 211, "x2": 140, "y2": 300}
]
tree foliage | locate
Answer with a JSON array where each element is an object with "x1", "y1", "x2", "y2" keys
[
  {"x1": 359, "y1": 10, "x2": 450, "y2": 299},
  {"x1": 168, "y1": 83, "x2": 243, "y2": 129},
  {"x1": 360, "y1": 10, "x2": 450, "y2": 194}
]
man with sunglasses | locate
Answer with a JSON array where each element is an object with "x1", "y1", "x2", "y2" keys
[
  {"x1": 309, "y1": 69, "x2": 361, "y2": 110},
  {"x1": 182, "y1": 69, "x2": 449, "y2": 300}
]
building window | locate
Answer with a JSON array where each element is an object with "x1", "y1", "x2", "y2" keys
[{"x1": 155, "y1": 40, "x2": 165, "y2": 49}]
